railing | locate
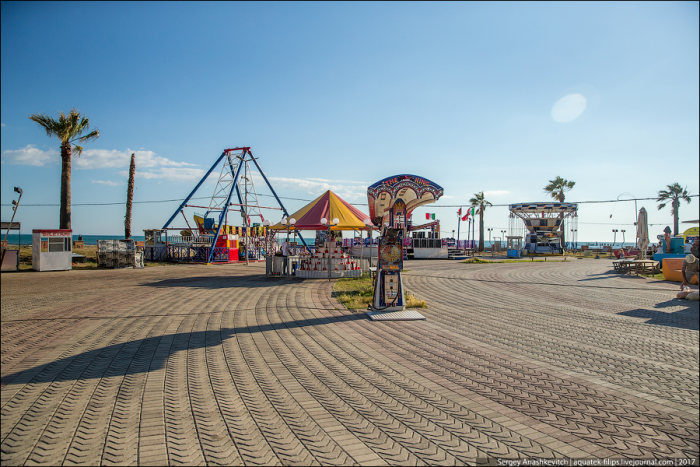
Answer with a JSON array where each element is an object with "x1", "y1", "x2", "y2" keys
[
  {"x1": 169, "y1": 235, "x2": 214, "y2": 245},
  {"x1": 144, "y1": 246, "x2": 168, "y2": 261},
  {"x1": 167, "y1": 245, "x2": 230, "y2": 262}
]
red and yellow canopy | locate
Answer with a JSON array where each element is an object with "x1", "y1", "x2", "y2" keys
[{"x1": 270, "y1": 190, "x2": 372, "y2": 231}]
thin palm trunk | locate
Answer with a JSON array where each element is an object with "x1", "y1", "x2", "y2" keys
[
  {"x1": 673, "y1": 200, "x2": 679, "y2": 236},
  {"x1": 478, "y1": 209, "x2": 485, "y2": 252},
  {"x1": 60, "y1": 143, "x2": 72, "y2": 230},
  {"x1": 125, "y1": 154, "x2": 135, "y2": 239}
]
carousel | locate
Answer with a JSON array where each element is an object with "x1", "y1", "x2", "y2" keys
[{"x1": 509, "y1": 202, "x2": 579, "y2": 255}]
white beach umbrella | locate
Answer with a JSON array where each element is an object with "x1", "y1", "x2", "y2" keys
[{"x1": 636, "y1": 207, "x2": 649, "y2": 259}]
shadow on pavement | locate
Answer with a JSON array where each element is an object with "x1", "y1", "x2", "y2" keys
[
  {"x1": 618, "y1": 299, "x2": 699, "y2": 330},
  {"x1": 142, "y1": 275, "x2": 308, "y2": 289},
  {"x1": 0, "y1": 312, "x2": 368, "y2": 386},
  {"x1": 577, "y1": 271, "x2": 622, "y2": 281}
]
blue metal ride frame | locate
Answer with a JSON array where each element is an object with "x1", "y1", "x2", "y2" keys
[
  {"x1": 249, "y1": 152, "x2": 311, "y2": 254},
  {"x1": 162, "y1": 151, "x2": 228, "y2": 229},
  {"x1": 207, "y1": 151, "x2": 246, "y2": 264}
]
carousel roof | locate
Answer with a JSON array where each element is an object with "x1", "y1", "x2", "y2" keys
[
  {"x1": 366, "y1": 174, "x2": 444, "y2": 221},
  {"x1": 269, "y1": 190, "x2": 372, "y2": 231}
]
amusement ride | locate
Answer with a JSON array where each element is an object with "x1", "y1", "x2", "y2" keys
[{"x1": 145, "y1": 147, "x2": 300, "y2": 264}]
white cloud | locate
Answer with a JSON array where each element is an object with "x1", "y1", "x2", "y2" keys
[
  {"x1": 1, "y1": 145, "x2": 197, "y2": 172},
  {"x1": 75, "y1": 148, "x2": 196, "y2": 169},
  {"x1": 484, "y1": 190, "x2": 510, "y2": 196},
  {"x1": 91, "y1": 180, "x2": 123, "y2": 186},
  {"x1": 1, "y1": 144, "x2": 59, "y2": 166},
  {"x1": 119, "y1": 167, "x2": 208, "y2": 182},
  {"x1": 306, "y1": 177, "x2": 369, "y2": 184},
  {"x1": 264, "y1": 175, "x2": 368, "y2": 201}
]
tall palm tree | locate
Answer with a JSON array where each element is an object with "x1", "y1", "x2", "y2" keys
[
  {"x1": 469, "y1": 192, "x2": 492, "y2": 252},
  {"x1": 544, "y1": 176, "x2": 575, "y2": 250},
  {"x1": 125, "y1": 153, "x2": 136, "y2": 239},
  {"x1": 657, "y1": 183, "x2": 691, "y2": 236},
  {"x1": 29, "y1": 108, "x2": 99, "y2": 230}
]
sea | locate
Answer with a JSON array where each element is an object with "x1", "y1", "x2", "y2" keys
[{"x1": 2, "y1": 233, "x2": 638, "y2": 249}]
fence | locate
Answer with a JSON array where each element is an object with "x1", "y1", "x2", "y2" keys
[{"x1": 97, "y1": 240, "x2": 144, "y2": 268}]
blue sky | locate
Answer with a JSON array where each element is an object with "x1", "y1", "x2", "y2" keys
[{"x1": 2, "y1": 1, "x2": 698, "y2": 242}]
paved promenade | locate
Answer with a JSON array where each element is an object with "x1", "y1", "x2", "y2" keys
[{"x1": 1, "y1": 259, "x2": 698, "y2": 465}]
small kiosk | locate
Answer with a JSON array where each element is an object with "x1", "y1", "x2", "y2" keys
[
  {"x1": 144, "y1": 229, "x2": 168, "y2": 261},
  {"x1": 32, "y1": 229, "x2": 72, "y2": 271},
  {"x1": 506, "y1": 236, "x2": 523, "y2": 258}
]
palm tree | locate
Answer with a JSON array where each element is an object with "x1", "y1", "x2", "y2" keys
[
  {"x1": 543, "y1": 176, "x2": 575, "y2": 203},
  {"x1": 469, "y1": 192, "x2": 492, "y2": 252},
  {"x1": 29, "y1": 109, "x2": 99, "y2": 230},
  {"x1": 544, "y1": 176, "x2": 575, "y2": 250},
  {"x1": 657, "y1": 183, "x2": 691, "y2": 236},
  {"x1": 125, "y1": 153, "x2": 136, "y2": 239}
]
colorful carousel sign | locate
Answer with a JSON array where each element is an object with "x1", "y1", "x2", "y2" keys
[{"x1": 367, "y1": 174, "x2": 444, "y2": 226}]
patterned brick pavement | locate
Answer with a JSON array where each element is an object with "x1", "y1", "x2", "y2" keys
[{"x1": 1, "y1": 259, "x2": 697, "y2": 465}]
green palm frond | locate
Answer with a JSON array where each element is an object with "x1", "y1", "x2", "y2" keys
[
  {"x1": 77, "y1": 129, "x2": 100, "y2": 144},
  {"x1": 657, "y1": 202, "x2": 667, "y2": 211},
  {"x1": 29, "y1": 108, "x2": 100, "y2": 149},
  {"x1": 543, "y1": 176, "x2": 575, "y2": 202},
  {"x1": 73, "y1": 145, "x2": 84, "y2": 156},
  {"x1": 28, "y1": 113, "x2": 60, "y2": 138}
]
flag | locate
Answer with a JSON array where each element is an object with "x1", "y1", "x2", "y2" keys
[
  {"x1": 461, "y1": 207, "x2": 475, "y2": 222},
  {"x1": 425, "y1": 213, "x2": 436, "y2": 220},
  {"x1": 458, "y1": 208, "x2": 462, "y2": 216}
]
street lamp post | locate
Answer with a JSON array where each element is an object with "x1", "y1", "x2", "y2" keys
[
  {"x1": 280, "y1": 217, "x2": 296, "y2": 275},
  {"x1": 487, "y1": 228, "x2": 493, "y2": 246},
  {"x1": 1, "y1": 187, "x2": 23, "y2": 265},
  {"x1": 612, "y1": 229, "x2": 618, "y2": 247},
  {"x1": 363, "y1": 218, "x2": 372, "y2": 275},
  {"x1": 321, "y1": 217, "x2": 339, "y2": 281},
  {"x1": 262, "y1": 219, "x2": 271, "y2": 256}
]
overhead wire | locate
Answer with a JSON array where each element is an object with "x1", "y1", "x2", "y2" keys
[{"x1": 2, "y1": 194, "x2": 697, "y2": 208}]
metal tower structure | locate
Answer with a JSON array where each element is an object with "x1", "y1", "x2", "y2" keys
[{"x1": 162, "y1": 147, "x2": 308, "y2": 264}]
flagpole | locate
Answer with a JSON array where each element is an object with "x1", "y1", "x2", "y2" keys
[{"x1": 457, "y1": 211, "x2": 461, "y2": 245}]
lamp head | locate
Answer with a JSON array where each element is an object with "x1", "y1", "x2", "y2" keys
[
  {"x1": 332, "y1": 218, "x2": 339, "y2": 225},
  {"x1": 363, "y1": 218, "x2": 371, "y2": 226},
  {"x1": 14, "y1": 187, "x2": 23, "y2": 195},
  {"x1": 321, "y1": 218, "x2": 328, "y2": 225},
  {"x1": 289, "y1": 218, "x2": 296, "y2": 225},
  {"x1": 262, "y1": 220, "x2": 271, "y2": 226},
  {"x1": 281, "y1": 218, "x2": 287, "y2": 225}
]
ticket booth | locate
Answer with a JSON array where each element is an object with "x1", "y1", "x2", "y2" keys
[
  {"x1": 32, "y1": 229, "x2": 72, "y2": 271},
  {"x1": 215, "y1": 234, "x2": 239, "y2": 262},
  {"x1": 507, "y1": 236, "x2": 523, "y2": 258}
]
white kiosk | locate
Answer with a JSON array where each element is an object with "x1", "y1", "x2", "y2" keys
[{"x1": 32, "y1": 229, "x2": 72, "y2": 271}]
